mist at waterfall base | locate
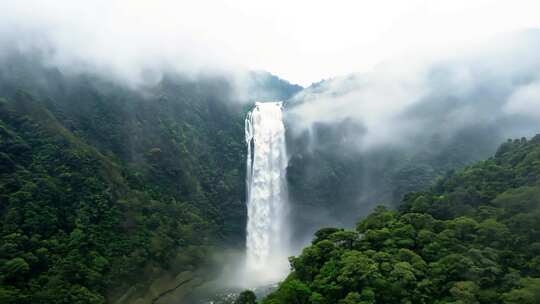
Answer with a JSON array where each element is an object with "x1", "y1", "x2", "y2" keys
[{"x1": 190, "y1": 102, "x2": 291, "y2": 303}]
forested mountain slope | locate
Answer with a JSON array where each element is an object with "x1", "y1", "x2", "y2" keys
[
  {"x1": 1, "y1": 91, "x2": 210, "y2": 303},
  {"x1": 264, "y1": 135, "x2": 540, "y2": 304},
  {"x1": 0, "y1": 51, "x2": 301, "y2": 303},
  {"x1": 284, "y1": 36, "x2": 540, "y2": 243}
]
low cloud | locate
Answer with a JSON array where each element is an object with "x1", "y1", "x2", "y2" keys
[
  {"x1": 0, "y1": 1, "x2": 266, "y2": 89},
  {"x1": 286, "y1": 30, "x2": 540, "y2": 151},
  {"x1": 505, "y1": 81, "x2": 540, "y2": 118}
]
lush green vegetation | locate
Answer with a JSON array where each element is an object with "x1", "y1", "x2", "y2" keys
[
  {"x1": 0, "y1": 92, "x2": 219, "y2": 303},
  {"x1": 235, "y1": 290, "x2": 257, "y2": 304},
  {"x1": 264, "y1": 136, "x2": 540, "y2": 304},
  {"x1": 0, "y1": 52, "x2": 302, "y2": 303},
  {"x1": 3, "y1": 50, "x2": 540, "y2": 304}
]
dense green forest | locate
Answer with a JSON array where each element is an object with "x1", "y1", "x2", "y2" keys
[
  {"x1": 263, "y1": 135, "x2": 540, "y2": 303},
  {"x1": 0, "y1": 52, "x2": 301, "y2": 303}
]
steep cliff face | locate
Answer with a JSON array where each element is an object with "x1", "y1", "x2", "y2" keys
[{"x1": 284, "y1": 118, "x2": 502, "y2": 244}]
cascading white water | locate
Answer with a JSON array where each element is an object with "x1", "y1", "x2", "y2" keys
[{"x1": 244, "y1": 101, "x2": 289, "y2": 284}]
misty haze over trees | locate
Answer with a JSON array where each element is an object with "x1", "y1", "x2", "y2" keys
[
  {"x1": 284, "y1": 30, "x2": 540, "y2": 245},
  {"x1": 1, "y1": 1, "x2": 540, "y2": 304}
]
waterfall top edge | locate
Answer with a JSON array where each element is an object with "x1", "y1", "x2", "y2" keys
[{"x1": 254, "y1": 101, "x2": 283, "y2": 107}]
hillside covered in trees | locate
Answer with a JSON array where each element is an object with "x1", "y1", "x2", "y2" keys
[
  {"x1": 0, "y1": 51, "x2": 301, "y2": 303},
  {"x1": 262, "y1": 135, "x2": 540, "y2": 304}
]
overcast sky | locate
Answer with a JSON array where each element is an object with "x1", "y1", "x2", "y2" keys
[{"x1": 1, "y1": 0, "x2": 540, "y2": 86}]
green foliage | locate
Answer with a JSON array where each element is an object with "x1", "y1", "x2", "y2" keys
[
  {"x1": 0, "y1": 83, "x2": 247, "y2": 301},
  {"x1": 264, "y1": 136, "x2": 540, "y2": 304},
  {"x1": 501, "y1": 278, "x2": 540, "y2": 304},
  {"x1": 0, "y1": 52, "x2": 301, "y2": 302},
  {"x1": 235, "y1": 290, "x2": 257, "y2": 304}
]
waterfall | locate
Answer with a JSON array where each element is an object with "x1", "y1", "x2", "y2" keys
[{"x1": 244, "y1": 101, "x2": 289, "y2": 284}]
